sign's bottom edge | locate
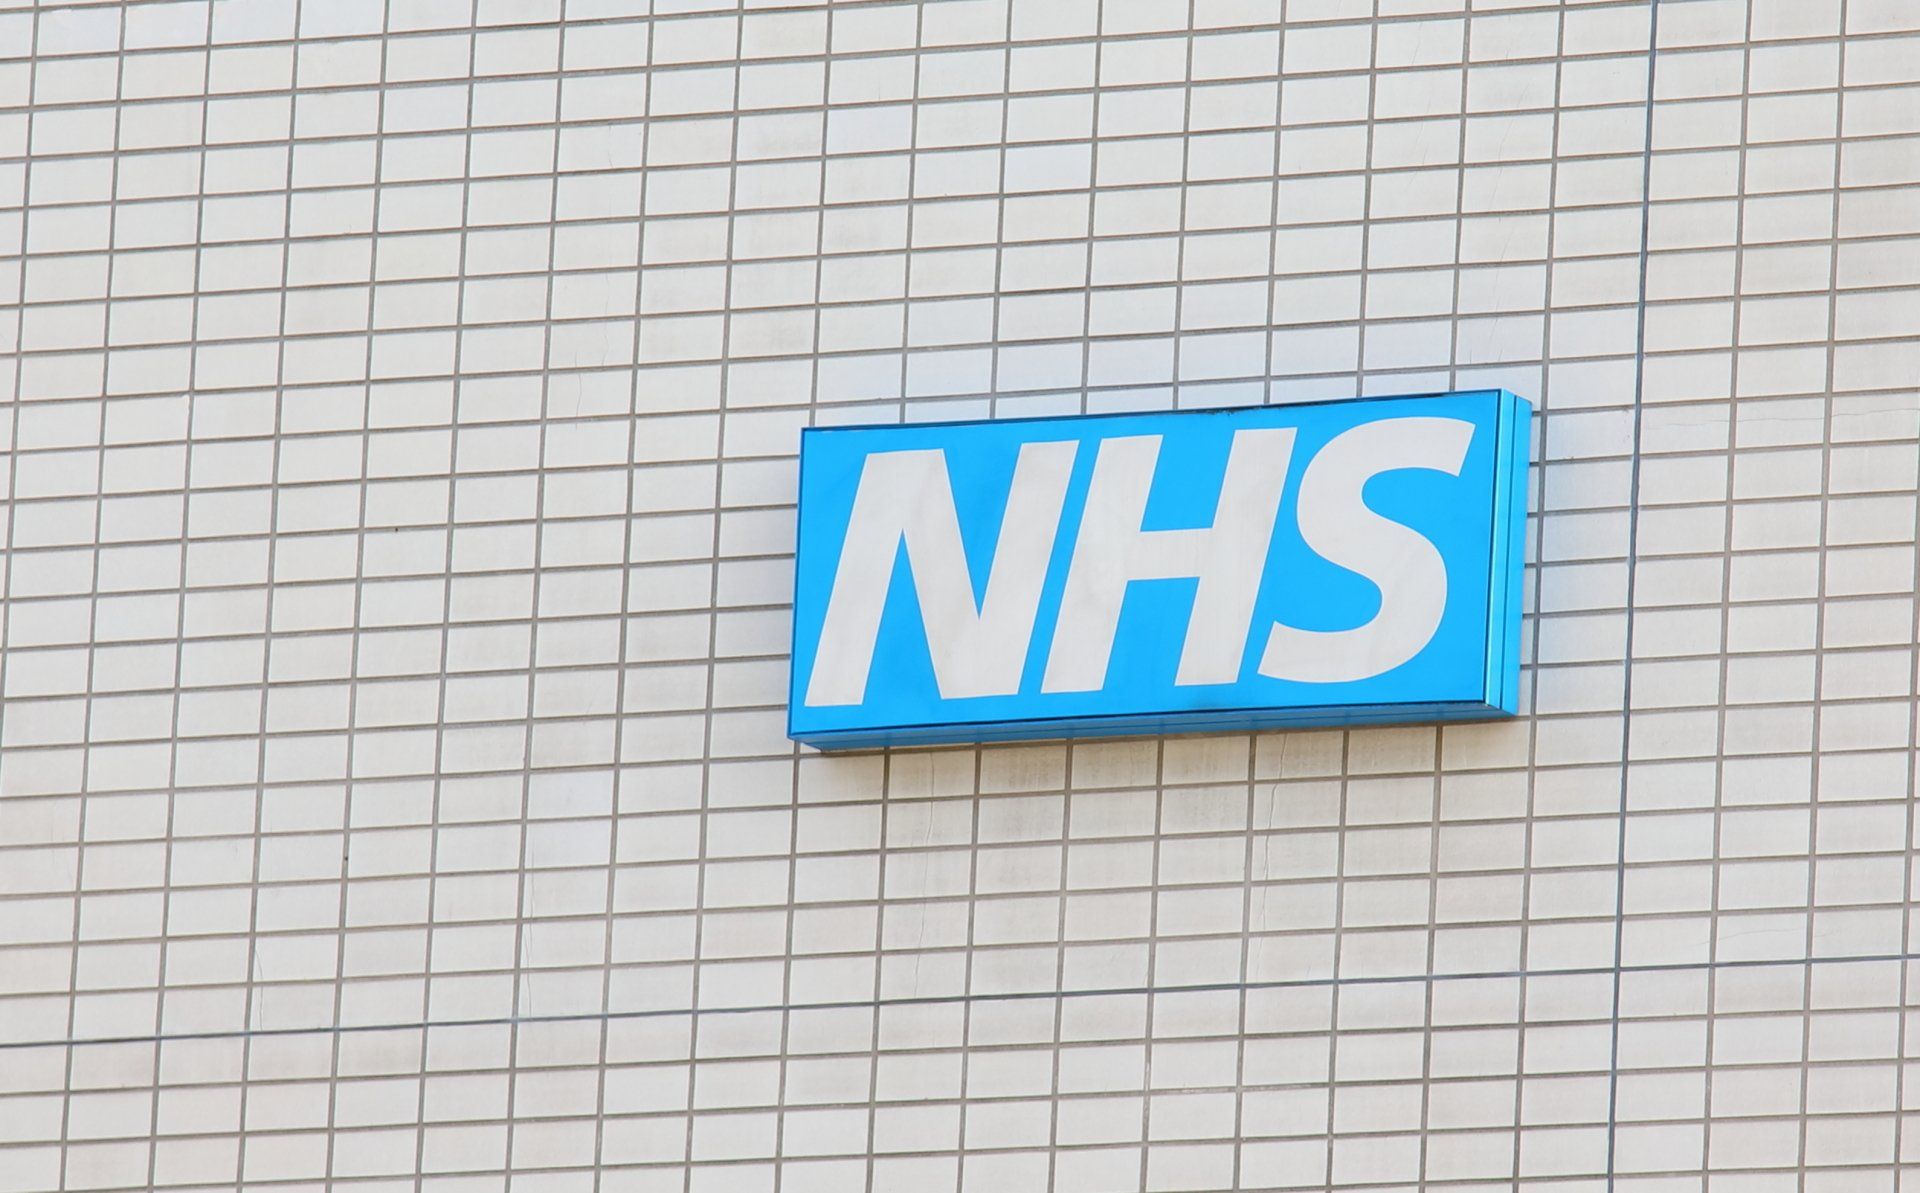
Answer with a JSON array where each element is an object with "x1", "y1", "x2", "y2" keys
[{"x1": 792, "y1": 702, "x2": 1517, "y2": 752}]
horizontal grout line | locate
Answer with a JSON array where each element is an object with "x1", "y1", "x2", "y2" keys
[
  {"x1": 6, "y1": 429, "x2": 1915, "y2": 480},
  {"x1": 0, "y1": 56, "x2": 1755, "y2": 121},
  {"x1": 0, "y1": 742, "x2": 1881, "y2": 799},
  {"x1": 3, "y1": 685, "x2": 1919, "y2": 753},
  {"x1": 3, "y1": 40, "x2": 1915, "y2": 121},
  {"x1": 7, "y1": 0, "x2": 1664, "y2": 57},
  {"x1": 7, "y1": 0, "x2": 1842, "y2": 86},
  {"x1": 0, "y1": 603, "x2": 1912, "y2": 647},
  {"x1": 2, "y1": 179, "x2": 1913, "y2": 255},
  {"x1": 0, "y1": 1067, "x2": 1907, "y2": 1136},
  {"x1": 8, "y1": 252, "x2": 1918, "y2": 317},
  {"x1": 4, "y1": 947, "x2": 1920, "y2": 1055},
  {"x1": 6, "y1": 89, "x2": 1916, "y2": 174},
  {"x1": 0, "y1": 432, "x2": 1910, "y2": 477},
  {"x1": 0, "y1": 354, "x2": 1916, "y2": 421},
  {"x1": 9, "y1": 283, "x2": 1920, "y2": 347},
  {"x1": 0, "y1": 645, "x2": 1912, "y2": 708},
  {"x1": 0, "y1": 894, "x2": 1909, "y2": 955},
  {"x1": 3, "y1": 165, "x2": 1917, "y2": 246},
  {"x1": 2, "y1": 492, "x2": 1916, "y2": 546}
]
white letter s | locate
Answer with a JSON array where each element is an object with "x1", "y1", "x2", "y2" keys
[{"x1": 1257, "y1": 416, "x2": 1474, "y2": 684}]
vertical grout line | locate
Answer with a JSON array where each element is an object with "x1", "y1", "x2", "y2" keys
[
  {"x1": 585, "y1": 1, "x2": 660, "y2": 1184},
  {"x1": 1701, "y1": 1, "x2": 1760, "y2": 1180},
  {"x1": 1166, "y1": 0, "x2": 1196, "y2": 415},
  {"x1": 1230, "y1": 730, "x2": 1259, "y2": 1193},
  {"x1": 862, "y1": 8, "x2": 926, "y2": 1189},
  {"x1": 1444, "y1": 7, "x2": 1472, "y2": 400},
  {"x1": 1891, "y1": 0, "x2": 1920, "y2": 1156},
  {"x1": 1349, "y1": 0, "x2": 1383, "y2": 404},
  {"x1": 54, "y1": 6, "x2": 127, "y2": 1188},
  {"x1": 984, "y1": 0, "x2": 1014, "y2": 428},
  {"x1": 1319, "y1": 1, "x2": 1381, "y2": 1185},
  {"x1": 1232, "y1": 10, "x2": 1288, "y2": 1183},
  {"x1": 1259, "y1": 1, "x2": 1287, "y2": 411},
  {"x1": 1415, "y1": 727, "x2": 1442, "y2": 1191},
  {"x1": 1797, "y1": 2, "x2": 1852, "y2": 1186},
  {"x1": 1043, "y1": 739, "x2": 1074, "y2": 1193},
  {"x1": 767, "y1": 0, "x2": 816, "y2": 1184},
  {"x1": 1134, "y1": 0, "x2": 1198, "y2": 1176},
  {"x1": 1889, "y1": 0, "x2": 1920, "y2": 1150},
  {"x1": 857, "y1": 748, "x2": 890, "y2": 1193},
  {"x1": 1509, "y1": 1, "x2": 1567, "y2": 1180},
  {"x1": 500, "y1": 6, "x2": 570, "y2": 1183},
  {"x1": 142, "y1": 6, "x2": 217, "y2": 1188},
  {"x1": 1135, "y1": 729, "x2": 1170, "y2": 1191},
  {"x1": 676, "y1": 0, "x2": 744, "y2": 1179},
  {"x1": 1603, "y1": 1, "x2": 1662, "y2": 1186},
  {"x1": 1077, "y1": 0, "x2": 1107, "y2": 425},
  {"x1": 409, "y1": 3, "x2": 481, "y2": 1189},
  {"x1": 952, "y1": 744, "x2": 985, "y2": 1189},
  {"x1": 1320, "y1": 729, "x2": 1354, "y2": 1188},
  {"x1": 0, "y1": 1, "x2": 33, "y2": 761},
  {"x1": 977, "y1": 1, "x2": 1086, "y2": 1186},
  {"x1": 1415, "y1": 19, "x2": 1479, "y2": 1185},
  {"x1": 1052, "y1": 0, "x2": 1113, "y2": 1137},
  {"x1": 318, "y1": 0, "x2": 394, "y2": 1180},
  {"x1": 948, "y1": 0, "x2": 1021, "y2": 1175},
  {"x1": 893, "y1": 1, "x2": 926, "y2": 429},
  {"x1": 232, "y1": 0, "x2": 307, "y2": 1185}
]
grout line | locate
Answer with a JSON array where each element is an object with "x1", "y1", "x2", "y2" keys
[
  {"x1": 1229, "y1": 13, "x2": 1289, "y2": 1183},
  {"x1": 678, "y1": 6, "x2": 753, "y2": 1188},
  {"x1": 948, "y1": 0, "x2": 1003, "y2": 1147},
  {"x1": 53, "y1": 8, "x2": 126, "y2": 1187},
  {"x1": 1412, "y1": 27, "x2": 1481, "y2": 1182},
  {"x1": 1507, "y1": 2, "x2": 1569, "y2": 1181},
  {"x1": 1792, "y1": 0, "x2": 1852, "y2": 1182},
  {"x1": 2, "y1": 42, "x2": 1912, "y2": 144},
  {"x1": 139, "y1": 7, "x2": 215, "y2": 1189},
  {"x1": 9, "y1": 949, "x2": 1920, "y2": 1052},
  {"x1": 1698, "y1": 0, "x2": 1760, "y2": 1179},
  {"x1": 314, "y1": 3, "x2": 394, "y2": 1182},
  {"x1": 865, "y1": 8, "x2": 927, "y2": 1191},
  {"x1": 767, "y1": 3, "x2": 828, "y2": 1183},
  {"x1": 1130, "y1": 4, "x2": 1200, "y2": 1179},
  {"x1": 496, "y1": 6, "x2": 570, "y2": 1178},
  {"x1": 406, "y1": 5, "x2": 482, "y2": 1187},
  {"x1": 227, "y1": 0, "x2": 307, "y2": 1184},
  {"x1": 1318, "y1": 4, "x2": 1381, "y2": 1175},
  {"x1": 0, "y1": 3, "x2": 38, "y2": 815},
  {"x1": 1602, "y1": 2, "x2": 1663, "y2": 1186}
]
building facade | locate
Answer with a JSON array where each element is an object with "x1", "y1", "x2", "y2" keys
[{"x1": 4, "y1": 0, "x2": 1920, "y2": 1189}]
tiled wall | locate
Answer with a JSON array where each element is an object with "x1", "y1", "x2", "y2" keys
[{"x1": 3, "y1": 0, "x2": 1920, "y2": 1188}]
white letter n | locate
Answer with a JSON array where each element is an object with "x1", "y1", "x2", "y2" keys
[{"x1": 804, "y1": 441, "x2": 1078, "y2": 707}]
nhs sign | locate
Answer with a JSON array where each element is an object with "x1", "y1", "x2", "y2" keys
[{"x1": 789, "y1": 390, "x2": 1531, "y2": 750}]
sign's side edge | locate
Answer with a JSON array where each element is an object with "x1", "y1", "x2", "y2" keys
[
  {"x1": 786, "y1": 427, "x2": 813, "y2": 742},
  {"x1": 1498, "y1": 391, "x2": 1534, "y2": 715},
  {"x1": 1480, "y1": 391, "x2": 1514, "y2": 715}
]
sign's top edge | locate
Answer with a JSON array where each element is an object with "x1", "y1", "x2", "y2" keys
[{"x1": 797, "y1": 388, "x2": 1530, "y2": 438}]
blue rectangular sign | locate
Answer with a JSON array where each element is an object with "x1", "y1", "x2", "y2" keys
[{"x1": 789, "y1": 390, "x2": 1531, "y2": 750}]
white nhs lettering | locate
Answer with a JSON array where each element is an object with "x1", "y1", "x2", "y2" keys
[{"x1": 804, "y1": 415, "x2": 1474, "y2": 708}]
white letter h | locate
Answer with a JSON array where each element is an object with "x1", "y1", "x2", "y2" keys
[{"x1": 1041, "y1": 427, "x2": 1296, "y2": 693}]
